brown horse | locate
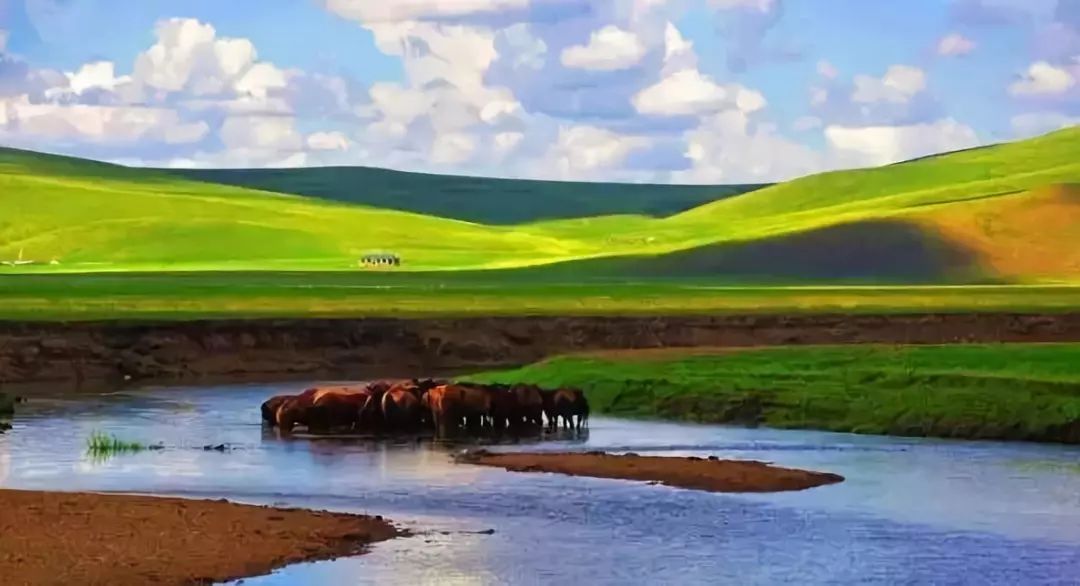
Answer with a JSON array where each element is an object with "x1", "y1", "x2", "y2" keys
[
  {"x1": 424, "y1": 385, "x2": 463, "y2": 436},
  {"x1": 425, "y1": 384, "x2": 493, "y2": 436},
  {"x1": 551, "y1": 388, "x2": 589, "y2": 430},
  {"x1": 260, "y1": 394, "x2": 294, "y2": 427},
  {"x1": 275, "y1": 395, "x2": 314, "y2": 432},
  {"x1": 459, "y1": 384, "x2": 494, "y2": 430},
  {"x1": 381, "y1": 385, "x2": 423, "y2": 430},
  {"x1": 486, "y1": 384, "x2": 518, "y2": 431},
  {"x1": 276, "y1": 386, "x2": 374, "y2": 433},
  {"x1": 311, "y1": 389, "x2": 377, "y2": 432},
  {"x1": 511, "y1": 384, "x2": 545, "y2": 428}
]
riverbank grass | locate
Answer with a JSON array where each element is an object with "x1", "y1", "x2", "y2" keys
[
  {"x1": 466, "y1": 344, "x2": 1080, "y2": 443},
  {"x1": 86, "y1": 431, "x2": 147, "y2": 457}
]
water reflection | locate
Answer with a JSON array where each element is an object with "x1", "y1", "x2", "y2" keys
[{"x1": 2, "y1": 383, "x2": 1080, "y2": 585}]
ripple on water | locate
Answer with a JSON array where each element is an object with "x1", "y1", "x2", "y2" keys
[{"x1": 2, "y1": 383, "x2": 1080, "y2": 585}]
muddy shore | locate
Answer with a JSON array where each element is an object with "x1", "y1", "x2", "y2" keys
[
  {"x1": 0, "y1": 489, "x2": 399, "y2": 586},
  {"x1": 1, "y1": 313, "x2": 1078, "y2": 389},
  {"x1": 458, "y1": 451, "x2": 844, "y2": 493}
]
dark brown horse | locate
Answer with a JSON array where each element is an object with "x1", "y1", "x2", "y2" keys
[
  {"x1": 381, "y1": 385, "x2": 424, "y2": 430},
  {"x1": 260, "y1": 394, "x2": 293, "y2": 427},
  {"x1": 486, "y1": 384, "x2": 518, "y2": 431},
  {"x1": 551, "y1": 388, "x2": 589, "y2": 430},
  {"x1": 511, "y1": 384, "x2": 545, "y2": 428}
]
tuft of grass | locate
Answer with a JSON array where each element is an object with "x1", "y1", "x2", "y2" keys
[
  {"x1": 464, "y1": 344, "x2": 1080, "y2": 444},
  {"x1": 86, "y1": 431, "x2": 147, "y2": 457}
]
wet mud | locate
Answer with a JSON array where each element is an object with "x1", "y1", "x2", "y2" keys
[
  {"x1": 0, "y1": 489, "x2": 400, "y2": 586},
  {"x1": 456, "y1": 450, "x2": 845, "y2": 493}
]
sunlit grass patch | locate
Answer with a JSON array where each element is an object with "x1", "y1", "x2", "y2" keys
[{"x1": 465, "y1": 344, "x2": 1080, "y2": 443}]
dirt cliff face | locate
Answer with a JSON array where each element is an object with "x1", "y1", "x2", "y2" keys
[{"x1": 0, "y1": 314, "x2": 1078, "y2": 388}]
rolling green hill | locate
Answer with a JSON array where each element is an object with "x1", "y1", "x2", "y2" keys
[
  {"x1": 169, "y1": 166, "x2": 763, "y2": 224},
  {"x1": 0, "y1": 126, "x2": 1078, "y2": 285}
]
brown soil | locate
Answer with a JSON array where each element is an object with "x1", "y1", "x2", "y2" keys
[
  {"x1": 457, "y1": 451, "x2": 844, "y2": 493},
  {"x1": 0, "y1": 489, "x2": 400, "y2": 586},
  {"x1": 2, "y1": 313, "x2": 1079, "y2": 389}
]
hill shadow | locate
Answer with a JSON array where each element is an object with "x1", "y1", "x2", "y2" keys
[{"x1": 522, "y1": 219, "x2": 996, "y2": 284}]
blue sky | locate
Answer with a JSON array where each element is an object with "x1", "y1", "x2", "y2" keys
[{"x1": 0, "y1": 0, "x2": 1077, "y2": 183}]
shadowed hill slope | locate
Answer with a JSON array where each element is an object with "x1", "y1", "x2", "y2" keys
[
  {"x1": 512, "y1": 220, "x2": 990, "y2": 284},
  {"x1": 169, "y1": 166, "x2": 763, "y2": 224},
  {"x1": 522, "y1": 183, "x2": 1079, "y2": 284}
]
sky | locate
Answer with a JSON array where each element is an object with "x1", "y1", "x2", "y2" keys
[{"x1": 0, "y1": 0, "x2": 1077, "y2": 183}]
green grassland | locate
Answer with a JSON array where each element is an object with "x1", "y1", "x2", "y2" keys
[
  {"x1": 170, "y1": 166, "x2": 763, "y2": 224},
  {"x1": 1, "y1": 126, "x2": 1078, "y2": 283},
  {"x1": 466, "y1": 344, "x2": 1080, "y2": 443},
  {"x1": 0, "y1": 273, "x2": 1077, "y2": 320}
]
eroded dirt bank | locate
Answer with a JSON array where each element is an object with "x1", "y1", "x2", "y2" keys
[
  {"x1": 1, "y1": 313, "x2": 1078, "y2": 387},
  {"x1": 457, "y1": 451, "x2": 844, "y2": 493},
  {"x1": 0, "y1": 489, "x2": 399, "y2": 586}
]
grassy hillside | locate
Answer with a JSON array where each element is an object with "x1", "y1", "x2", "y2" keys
[
  {"x1": 0, "y1": 126, "x2": 1077, "y2": 284},
  {"x1": 0, "y1": 147, "x2": 581, "y2": 271},
  {"x1": 465, "y1": 344, "x2": 1080, "y2": 443},
  {"x1": 171, "y1": 166, "x2": 762, "y2": 224}
]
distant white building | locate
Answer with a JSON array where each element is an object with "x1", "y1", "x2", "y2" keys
[{"x1": 359, "y1": 253, "x2": 401, "y2": 268}]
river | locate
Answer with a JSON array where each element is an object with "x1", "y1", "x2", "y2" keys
[{"x1": 2, "y1": 381, "x2": 1079, "y2": 585}]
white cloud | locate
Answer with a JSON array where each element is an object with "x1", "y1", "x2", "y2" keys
[
  {"x1": 661, "y1": 22, "x2": 697, "y2": 74},
  {"x1": 234, "y1": 63, "x2": 288, "y2": 99},
  {"x1": 306, "y1": 131, "x2": 351, "y2": 151},
  {"x1": 545, "y1": 125, "x2": 649, "y2": 179},
  {"x1": 368, "y1": 22, "x2": 498, "y2": 91},
  {"x1": 560, "y1": 26, "x2": 647, "y2": 71},
  {"x1": 677, "y1": 109, "x2": 823, "y2": 183},
  {"x1": 62, "y1": 61, "x2": 131, "y2": 95},
  {"x1": 349, "y1": 18, "x2": 529, "y2": 170},
  {"x1": 1010, "y1": 111, "x2": 1080, "y2": 137},
  {"x1": 793, "y1": 116, "x2": 822, "y2": 131},
  {"x1": 1009, "y1": 61, "x2": 1076, "y2": 96},
  {"x1": 825, "y1": 118, "x2": 980, "y2": 166},
  {"x1": 368, "y1": 83, "x2": 430, "y2": 127},
  {"x1": 817, "y1": 60, "x2": 838, "y2": 79},
  {"x1": 479, "y1": 98, "x2": 521, "y2": 124},
  {"x1": 852, "y1": 65, "x2": 927, "y2": 104},
  {"x1": 494, "y1": 131, "x2": 524, "y2": 154},
  {"x1": 664, "y1": 22, "x2": 693, "y2": 60},
  {"x1": 322, "y1": 0, "x2": 528, "y2": 24},
  {"x1": 634, "y1": 67, "x2": 767, "y2": 117},
  {"x1": 0, "y1": 17, "x2": 369, "y2": 168},
  {"x1": 133, "y1": 18, "x2": 218, "y2": 93},
  {"x1": 497, "y1": 24, "x2": 547, "y2": 71},
  {"x1": 432, "y1": 132, "x2": 478, "y2": 164},
  {"x1": 219, "y1": 115, "x2": 303, "y2": 151},
  {"x1": 0, "y1": 95, "x2": 208, "y2": 145},
  {"x1": 937, "y1": 33, "x2": 976, "y2": 56}
]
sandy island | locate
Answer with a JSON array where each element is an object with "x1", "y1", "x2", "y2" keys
[
  {"x1": 457, "y1": 451, "x2": 844, "y2": 493},
  {"x1": 0, "y1": 489, "x2": 400, "y2": 586}
]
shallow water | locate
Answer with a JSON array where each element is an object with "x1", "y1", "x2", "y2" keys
[{"x1": 2, "y1": 382, "x2": 1080, "y2": 585}]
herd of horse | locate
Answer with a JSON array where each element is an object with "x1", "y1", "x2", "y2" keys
[{"x1": 261, "y1": 379, "x2": 590, "y2": 437}]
